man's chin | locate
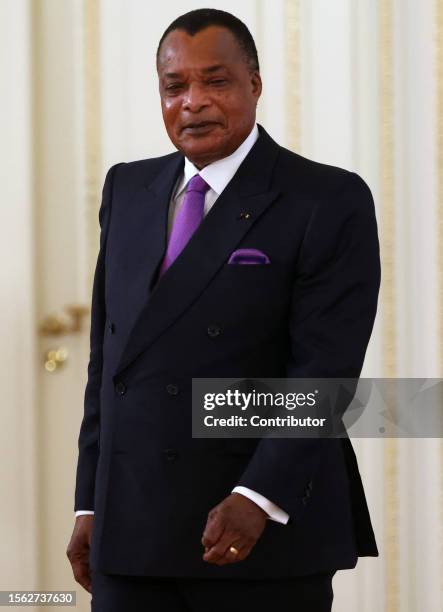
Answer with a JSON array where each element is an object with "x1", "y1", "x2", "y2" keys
[{"x1": 178, "y1": 138, "x2": 226, "y2": 166}]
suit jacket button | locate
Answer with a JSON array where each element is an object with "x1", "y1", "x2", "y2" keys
[
  {"x1": 115, "y1": 381, "x2": 126, "y2": 395},
  {"x1": 108, "y1": 322, "x2": 115, "y2": 334},
  {"x1": 166, "y1": 384, "x2": 179, "y2": 395},
  {"x1": 164, "y1": 448, "x2": 178, "y2": 461},
  {"x1": 207, "y1": 324, "x2": 221, "y2": 338}
]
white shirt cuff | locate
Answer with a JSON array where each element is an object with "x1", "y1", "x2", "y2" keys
[
  {"x1": 75, "y1": 510, "x2": 95, "y2": 517},
  {"x1": 232, "y1": 486, "x2": 290, "y2": 524}
]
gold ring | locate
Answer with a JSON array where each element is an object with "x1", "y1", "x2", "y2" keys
[{"x1": 229, "y1": 546, "x2": 239, "y2": 556}]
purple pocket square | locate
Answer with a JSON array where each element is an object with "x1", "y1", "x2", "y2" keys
[{"x1": 228, "y1": 248, "x2": 271, "y2": 265}]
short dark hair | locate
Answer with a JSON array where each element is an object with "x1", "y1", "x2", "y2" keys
[{"x1": 156, "y1": 8, "x2": 259, "y2": 73}]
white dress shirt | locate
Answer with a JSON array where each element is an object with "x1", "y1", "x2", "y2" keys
[{"x1": 76, "y1": 121, "x2": 290, "y2": 525}]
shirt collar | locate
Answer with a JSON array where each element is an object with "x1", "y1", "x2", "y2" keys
[{"x1": 175, "y1": 121, "x2": 259, "y2": 199}]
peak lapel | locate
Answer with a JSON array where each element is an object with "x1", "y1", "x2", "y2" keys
[
  {"x1": 135, "y1": 152, "x2": 184, "y2": 297},
  {"x1": 113, "y1": 124, "x2": 282, "y2": 379}
]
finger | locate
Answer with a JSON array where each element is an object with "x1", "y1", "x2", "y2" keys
[
  {"x1": 201, "y1": 514, "x2": 225, "y2": 549},
  {"x1": 76, "y1": 574, "x2": 91, "y2": 593},
  {"x1": 208, "y1": 534, "x2": 257, "y2": 566},
  {"x1": 224, "y1": 542, "x2": 245, "y2": 564},
  {"x1": 79, "y1": 577, "x2": 92, "y2": 594},
  {"x1": 203, "y1": 530, "x2": 239, "y2": 563},
  {"x1": 207, "y1": 541, "x2": 249, "y2": 566},
  {"x1": 72, "y1": 562, "x2": 92, "y2": 593}
]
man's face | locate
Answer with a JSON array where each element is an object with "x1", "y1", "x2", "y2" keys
[{"x1": 157, "y1": 26, "x2": 262, "y2": 169}]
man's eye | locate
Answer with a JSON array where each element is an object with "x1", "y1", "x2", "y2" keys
[
  {"x1": 166, "y1": 84, "x2": 182, "y2": 91},
  {"x1": 210, "y1": 79, "x2": 226, "y2": 85}
]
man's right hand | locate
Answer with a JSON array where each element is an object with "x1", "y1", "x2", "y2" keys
[{"x1": 66, "y1": 515, "x2": 94, "y2": 593}]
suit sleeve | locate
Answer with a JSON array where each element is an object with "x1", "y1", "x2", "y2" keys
[
  {"x1": 236, "y1": 171, "x2": 381, "y2": 519},
  {"x1": 74, "y1": 163, "x2": 122, "y2": 511}
]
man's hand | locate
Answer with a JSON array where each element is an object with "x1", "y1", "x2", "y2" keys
[
  {"x1": 66, "y1": 515, "x2": 94, "y2": 593},
  {"x1": 201, "y1": 493, "x2": 267, "y2": 565}
]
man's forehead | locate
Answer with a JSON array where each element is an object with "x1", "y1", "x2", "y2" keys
[
  {"x1": 158, "y1": 27, "x2": 241, "y2": 70},
  {"x1": 161, "y1": 64, "x2": 229, "y2": 79}
]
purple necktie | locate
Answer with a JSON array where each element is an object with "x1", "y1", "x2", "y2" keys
[{"x1": 158, "y1": 174, "x2": 210, "y2": 278}]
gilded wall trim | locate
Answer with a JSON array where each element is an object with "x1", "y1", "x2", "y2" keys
[
  {"x1": 379, "y1": 0, "x2": 399, "y2": 610},
  {"x1": 437, "y1": 0, "x2": 443, "y2": 368},
  {"x1": 83, "y1": 0, "x2": 101, "y2": 288},
  {"x1": 284, "y1": 0, "x2": 301, "y2": 152},
  {"x1": 436, "y1": 0, "x2": 443, "y2": 603}
]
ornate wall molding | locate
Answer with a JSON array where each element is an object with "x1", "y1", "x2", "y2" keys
[
  {"x1": 436, "y1": 0, "x2": 443, "y2": 603},
  {"x1": 83, "y1": 0, "x2": 102, "y2": 289},
  {"x1": 379, "y1": 1, "x2": 399, "y2": 611},
  {"x1": 284, "y1": 0, "x2": 301, "y2": 152}
]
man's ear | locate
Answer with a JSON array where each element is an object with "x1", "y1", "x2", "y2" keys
[{"x1": 251, "y1": 71, "x2": 262, "y2": 99}]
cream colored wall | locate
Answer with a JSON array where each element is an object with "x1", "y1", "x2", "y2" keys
[
  {"x1": 2, "y1": 1, "x2": 442, "y2": 611},
  {"x1": 0, "y1": 0, "x2": 38, "y2": 591}
]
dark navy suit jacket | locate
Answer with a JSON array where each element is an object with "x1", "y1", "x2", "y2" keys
[{"x1": 74, "y1": 123, "x2": 381, "y2": 578}]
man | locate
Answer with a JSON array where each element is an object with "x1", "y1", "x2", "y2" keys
[{"x1": 67, "y1": 8, "x2": 380, "y2": 612}]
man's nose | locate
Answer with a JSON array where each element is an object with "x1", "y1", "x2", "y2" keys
[{"x1": 182, "y1": 83, "x2": 210, "y2": 112}]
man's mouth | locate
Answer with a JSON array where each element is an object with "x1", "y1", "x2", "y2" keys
[{"x1": 182, "y1": 122, "x2": 219, "y2": 133}]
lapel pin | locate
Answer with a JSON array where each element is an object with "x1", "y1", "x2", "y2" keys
[{"x1": 238, "y1": 212, "x2": 252, "y2": 220}]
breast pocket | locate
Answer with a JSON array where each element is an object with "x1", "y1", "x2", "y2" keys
[
  {"x1": 212, "y1": 263, "x2": 292, "y2": 328},
  {"x1": 220, "y1": 261, "x2": 285, "y2": 278},
  {"x1": 217, "y1": 262, "x2": 289, "y2": 294}
]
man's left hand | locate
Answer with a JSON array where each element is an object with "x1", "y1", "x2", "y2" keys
[{"x1": 201, "y1": 492, "x2": 267, "y2": 565}]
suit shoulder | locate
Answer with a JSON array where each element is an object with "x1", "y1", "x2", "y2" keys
[
  {"x1": 107, "y1": 151, "x2": 181, "y2": 185},
  {"x1": 275, "y1": 145, "x2": 373, "y2": 200}
]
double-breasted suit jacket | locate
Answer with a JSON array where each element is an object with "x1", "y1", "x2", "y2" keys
[{"x1": 74, "y1": 123, "x2": 381, "y2": 578}]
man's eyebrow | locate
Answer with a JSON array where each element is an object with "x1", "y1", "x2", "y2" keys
[
  {"x1": 201, "y1": 64, "x2": 227, "y2": 73},
  {"x1": 163, "y1": 65, "x2": 227, "y2": 79}
]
